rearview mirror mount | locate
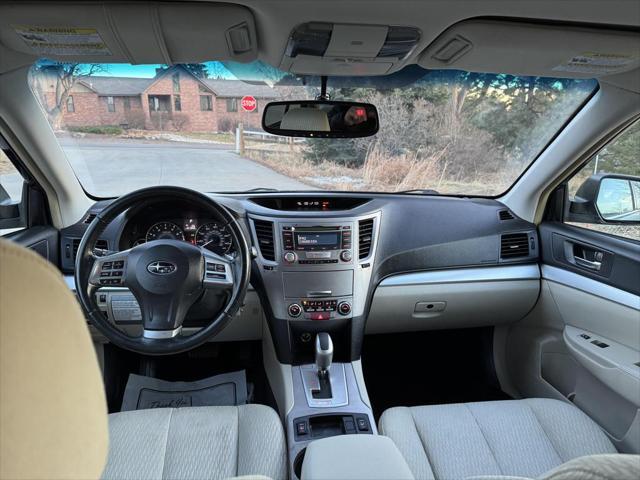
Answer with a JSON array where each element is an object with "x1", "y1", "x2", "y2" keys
[{"x1": 262, "y1": 100, "x2": 379, "y2": 138}]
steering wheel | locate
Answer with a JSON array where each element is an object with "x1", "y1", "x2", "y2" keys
[{"x1": 75, "y1": 186, "x2": 251, "y2": 355}]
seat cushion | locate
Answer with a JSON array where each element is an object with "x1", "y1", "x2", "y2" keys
[
  {"x1": 379, "y1": 398, "x2": 617, "y2": 480},
  {"x1": 102, "y1": 404, "x2": 286, "y2": 480}
]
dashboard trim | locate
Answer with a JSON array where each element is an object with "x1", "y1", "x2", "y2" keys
[
  {"x1": 542, "y1": 264, "x2": 639, "y2": 310},
  {"x1": 378, "y1": 264, "x2": 540, "y2": 287}
]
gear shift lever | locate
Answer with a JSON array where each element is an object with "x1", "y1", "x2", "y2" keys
[{"x1": 315, "y1": 332, "x2": 333, "y2": 376}]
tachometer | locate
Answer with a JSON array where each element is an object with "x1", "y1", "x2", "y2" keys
[
  {"x1": 195, "y1": 222, "x2": 233, "y2": 254},
  {"x1": 146, "y1": 222, "x2": 185, "y2": 242}
]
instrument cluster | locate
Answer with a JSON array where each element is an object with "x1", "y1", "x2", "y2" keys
[{"x1": 123, "y1": 214, "x2": 235, "y2": 256}]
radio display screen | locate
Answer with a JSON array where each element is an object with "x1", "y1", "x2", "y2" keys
[{"x1": 295, "y1": 231, "x2": 340, "y2": 250}]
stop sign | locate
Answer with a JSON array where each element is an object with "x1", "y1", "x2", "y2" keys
[{"x1": 241, "y1": 95, "x2": 257, "y2": 112}]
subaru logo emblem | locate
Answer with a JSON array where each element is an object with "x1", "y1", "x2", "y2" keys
[{"x1": 147, "y1": 261, "x2": 177, "y2": 275}]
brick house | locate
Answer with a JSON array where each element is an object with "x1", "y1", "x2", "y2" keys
[{"x1": 41, "y1": 65, "x2": 279, "y2": 132}]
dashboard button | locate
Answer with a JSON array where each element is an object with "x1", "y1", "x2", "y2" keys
[
  {"x1": 284, "y1": 251, "x2": 297, "y2": 263},
  {"x1": 338, "y1": 302, "x2": 351, "y2": 316},
  {"x1": 288, "y1": 304, "x2": 302, "y2": 317},
  {"x1": 340, "y1": 250, "x2": 352, "y2": 262}
]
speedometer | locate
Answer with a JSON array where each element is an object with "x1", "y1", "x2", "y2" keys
[
  {"x1": 195, "y1": 222, "x2": 233, "y2": 255},
  {"x1": 146, "y1": 222, "x2": 185, "y2": 242}
]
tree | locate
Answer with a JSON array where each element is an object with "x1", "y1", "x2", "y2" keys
[
  {"x1": 181, "y1": 63, "x2": 210, "y2": 78},
  {"x1": 31, "y1": 62, "x2": 104, "y2": 129}
]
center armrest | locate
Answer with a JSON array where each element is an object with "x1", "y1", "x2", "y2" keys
[{"x1": 301, "y1": 434, "x2": 414, "y2": 480}]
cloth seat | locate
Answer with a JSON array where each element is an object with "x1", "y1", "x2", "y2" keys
[
  {"x1": 102, "y1": 404, "x2": 286, "y2": 480},
  {"x1": 379, "y1": 398, "x2": 619, "y2": 480}
]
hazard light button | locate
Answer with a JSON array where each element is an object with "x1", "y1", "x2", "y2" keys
[{"x1": 310, "y1": 312, "x2": 330, "y2": 321}]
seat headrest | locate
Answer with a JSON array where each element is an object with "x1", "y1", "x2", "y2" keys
[{"x1": 0, "y1": 239, "x2": 108, "y2": 479}]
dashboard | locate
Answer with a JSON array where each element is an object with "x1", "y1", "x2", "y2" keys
[{"x1": 60, "y1": 192, "x2": 540, "y2": 363}]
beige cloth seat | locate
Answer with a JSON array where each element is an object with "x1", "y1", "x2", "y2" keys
[
  {"x1": 0, "y1": 239, "x2": 286, "y2": 480},
  {"x1": 102, "y1": 405, "x2": 286, "y2": 480},
  {"x1": 380, "y1": 398, "x2": 638, "y2": 480}
]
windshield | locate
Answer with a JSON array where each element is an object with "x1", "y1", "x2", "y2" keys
[{"x1": 29, "y1": 61, "x2": 596, "y2": 197}]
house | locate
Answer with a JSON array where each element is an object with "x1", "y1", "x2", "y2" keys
[{"x1": 39, "y1": 65, "x2": 279, "y2": 132}]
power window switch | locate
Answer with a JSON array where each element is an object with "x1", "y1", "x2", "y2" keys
[{"x1": 580, "y1": 334, "x2": 591, "y2": 340}]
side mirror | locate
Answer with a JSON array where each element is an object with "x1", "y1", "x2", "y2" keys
[
  {"x1": 262, "y1": 100, "x2": 379, "y2": 138},
  {"x1": 568, "y1": 174, "x2": 640, "y2": 224}
]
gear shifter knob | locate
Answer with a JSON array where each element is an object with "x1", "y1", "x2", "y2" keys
[{"x1": 315, "y1": 332, "x2": 333, "y2": 375}]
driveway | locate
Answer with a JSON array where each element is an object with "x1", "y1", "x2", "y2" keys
[{"x1": 57, "y1": 137, "x2": 312, "y2": 196}]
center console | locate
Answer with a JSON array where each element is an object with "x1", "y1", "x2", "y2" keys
[
  {"x1": 249, "y1": 210, "x2": 381, "y2": 479},
  {"x1": 249, "y1": 212, "x2": 380, "y2": 364}
]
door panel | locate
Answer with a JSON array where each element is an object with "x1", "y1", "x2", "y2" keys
[
  {"x1": 540, "y1": 222, "x2": 640, "y2": 296},
  {"x1": 502, "y1": 221, "x2": 639, "y2": 453},
  {"x1": 5, "y1": 225, "x2": 59, "y2": 264}
]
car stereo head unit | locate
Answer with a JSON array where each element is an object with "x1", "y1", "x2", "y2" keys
[
  {"x1": 293, "y1": 227, "x2": 342, "y2": 251},
  {"x1": 281, "y1": 224, "x2": 353, "y2": 264}
]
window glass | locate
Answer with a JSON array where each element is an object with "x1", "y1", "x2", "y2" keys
[
  {"x1": 107, "y1": 96, "x2": 115, "y2": 112},
  {"x1": 0, "y1": 149, "x2": 23, "y2": 204},
  {"x1": 566, "y1": 120, "x2": 640, "y2": 241},
  {"x1": 226, "y1": 98, "x2": 238, "y2": 112},
  {"x1": 28, "y1": 61, "x2": 596, "y2": 197},
  {"x1": 172, "y1": 73, "x2": 180, "y2": 93},
  {"x1": 66, "y1": 95, "x2": 74, "y2": 112},
  {"x1": 200, "y1": 95, "x2": 213, "y2": 111}
]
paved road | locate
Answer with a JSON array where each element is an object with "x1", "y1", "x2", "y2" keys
[
  {"x1": 1, "y1": 137, "x2": 312, "y2": 199},
  {"x1": 62, "y1": 139, "x2": 312, "y2": 196}
]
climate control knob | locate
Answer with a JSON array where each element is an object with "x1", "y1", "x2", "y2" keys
[
  {"x1": 340, "y1": 250, "x2": 352, "y2": 262},
  {"x1": 284, "y1": 251, "x2": 297, "y2": 263},
  {"x1": 338, "y1": 302, "x2": 352, "y2": 316},
  {"x1": 288, "y1": 303, "x2": 302, "y2": 317}
]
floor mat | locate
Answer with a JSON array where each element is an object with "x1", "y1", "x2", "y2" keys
[
  {"x1": 362, "y1": 328, "x2": 510, "y2": 421},
  {"x1": 120, "y1": 370, "x2": 248, "y2": 411}
]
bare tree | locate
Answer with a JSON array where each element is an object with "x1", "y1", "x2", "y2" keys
[{"x1": 31, "y1": 63, "x2": 104, "y2": 129}]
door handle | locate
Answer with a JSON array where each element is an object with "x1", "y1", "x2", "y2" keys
[{"x1": 574, "y1": 256, "x2": 602, "y2": 271}]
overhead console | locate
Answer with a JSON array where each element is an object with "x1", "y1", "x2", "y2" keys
[{"x1": 279, "y1": 22, "x2": 421, "y2": 76}]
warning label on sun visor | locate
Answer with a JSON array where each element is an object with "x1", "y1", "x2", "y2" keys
[
  {"x1": 553, "y1": 52, "x2": 637, "y2": 74},
  {"x1": 12, "y1": 25, "x2": 111, "y2": 55}
]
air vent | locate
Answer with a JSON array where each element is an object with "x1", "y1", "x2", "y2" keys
[
  {"x1": 500, "y1": 233, "x2": 529, "y2": 259},
  {"x1": 71, "y1": 238, "x2": 109, "y2": 260},
  {"x1": 84, "y1": 213, "x2": 98, "y2": 224},
  {"x1": 358, "y1": 218, "x2": 374, "y2": 259},
  {"x1": 498, "y1": 209, "x2": 514, "y2": 221},
  {"x1": 253, "y1": 220, "x2": 275, "y2": 261}
]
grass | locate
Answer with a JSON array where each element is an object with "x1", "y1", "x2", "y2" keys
[{"x1": 243, "y1": 144, "x2": 507, "y2": 195}]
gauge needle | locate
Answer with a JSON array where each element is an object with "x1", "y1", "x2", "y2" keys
[{"x1": 201, "y1": 239, "x2": 215, "y2": 248}]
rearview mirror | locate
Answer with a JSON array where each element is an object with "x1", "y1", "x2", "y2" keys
[
  {"x1": 569, "y1": 174, "x2": 640, "y2": 224},
  {"x1": 262, "y1": 101, "x2": 379, "y2": 138}
]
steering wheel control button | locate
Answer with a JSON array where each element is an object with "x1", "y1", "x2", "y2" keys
[
  {"x1": 288, "y1": 303, "x2": 302, "y2": 317},
  {"x1": 338, "y1": 302, "x2": 352, "y2": 316},
  {"x1": 284, "y1": 251, "x2": 297, "y2": 263}
]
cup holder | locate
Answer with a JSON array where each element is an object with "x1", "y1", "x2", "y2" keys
[{"x1": 293, "y1": 448, "x2": 306, "y2": 479}]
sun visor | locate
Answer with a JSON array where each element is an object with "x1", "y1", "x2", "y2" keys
[
  {"x1": 0, "y1": 2, "x2": 257, "y2": 65},
  {"x1": 419, "y1": 19, "x2": 640, "y2": 78}
]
